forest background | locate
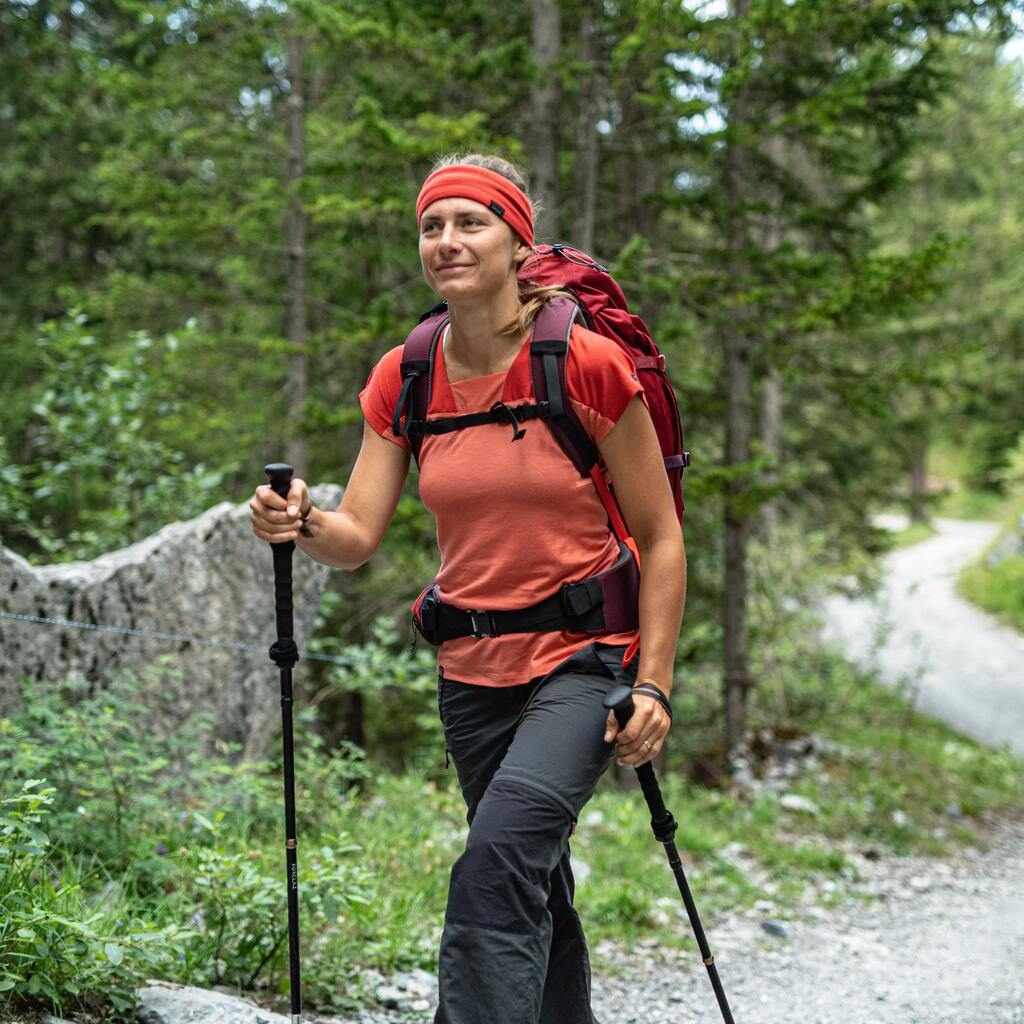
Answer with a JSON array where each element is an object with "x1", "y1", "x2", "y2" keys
[{"x1": 2, "y1": 1, "x2": 1024, "y2": 1021}]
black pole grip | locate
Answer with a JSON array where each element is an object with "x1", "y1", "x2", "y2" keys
[
  {"x1": 264, "y1": 463, "x2": 298, "y2": 667},
  {"x1": 604, "y1": 684, "x2": 673, "y2": 829},
  {"x1": 265, "y1": 462, "x2": 294, "y2": 501},
  {"x1": 603, "y1": 684, "x2": 635, "y2": 730}
]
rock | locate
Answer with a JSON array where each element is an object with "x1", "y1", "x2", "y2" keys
[
  {"x1": 891, "y1": 809, "x2": 909, "y2": 828},
  {"x1": 0, "y1": 485, "x2": 343, "y2": 765},
  {"x1": 374, "y1": 985, "x2": 407, "y2": 1008},
  {"x1": 944, "y1": 803, "x2": 963, "y2": 819},
  {"x1": 731, "y1": 762, "x2": 757, "y2": 791},
  {"x1": 778, "y1": 793, "x2": 820, "y2": 815},
  {"x1": 985, "y1": 531, "x2": 1024, "y2": 569},
  {"x1": 909, "y1": 875, "x2": 931, "y2": 892},
  {"x1": 390, "y1": 967, "x2": 437, "y2": 998},
  {"x1": 761, "y1": 919, "x2": 788, "y2": 938},
  {"x1": 572, "y1": 857, "x2": 592, "y2": 884},
  {"x1": 135, "y1": 980, "x2": 290, "y2": 1023}
]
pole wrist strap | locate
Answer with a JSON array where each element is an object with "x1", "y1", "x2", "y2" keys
[{"x1": 632, "y1": 681, "x2": 673, "y2": 721}]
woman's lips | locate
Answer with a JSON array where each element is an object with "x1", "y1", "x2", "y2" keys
[{"x1": 438, "y1": 265, "x2": 470, "y2": 273}]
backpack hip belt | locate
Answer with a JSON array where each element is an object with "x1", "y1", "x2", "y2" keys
[{"x1": 412, "y1": 539, "x2": 640, "y2": 646}]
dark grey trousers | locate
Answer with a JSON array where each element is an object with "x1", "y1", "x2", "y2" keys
[{"x1": 433, "y1": 641, "x2": 639, "y2": 1024}]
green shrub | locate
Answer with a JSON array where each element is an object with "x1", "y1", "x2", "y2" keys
[
  {"x1": 0, "y1": 664, "x2": 381, "y2": 1018},
  {"x1": 0, "y1": 779, "x2": 193, "y2": 1019},
  {"x1": 168, "y1": 810, "x2": 374, "y2": 998}
]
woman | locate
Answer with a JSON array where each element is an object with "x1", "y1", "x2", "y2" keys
[{"x1": 250, "y1": 153, "x2": 686, "y2": 1024}]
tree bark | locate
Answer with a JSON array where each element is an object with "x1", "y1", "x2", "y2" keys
[
  {"x1": 760, "y1": 364, "x2": 783, "y2": 536},
  {"x1": 759, "y1": 133, "x2": 786, "y2": 538},
  {"x1": 285, "y1": 20, "x2": 308, "y2": 477},
  {"x1": 529, "y1": 0, "x2": 561, "y2": 241},
  {"x1": 722, "y1": 0, "x2": 755, "y2": 757},
  {"x1": 908, "y1": 427, "x2": 929, "y2": 524},
  {"x1": 573, "y1": 9, "x2": 599, "y2": 252}
]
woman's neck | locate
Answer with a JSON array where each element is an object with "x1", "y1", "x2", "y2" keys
[{"x1": 445, "y1": 286, "x2": 526, "y2": 377}]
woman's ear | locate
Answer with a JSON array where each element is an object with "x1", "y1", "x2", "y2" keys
[{"x1": 513, "y1": 239, "x2": 532, "y2": 268}]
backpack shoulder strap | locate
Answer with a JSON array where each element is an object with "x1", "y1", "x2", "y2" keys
[
  {"x1": 393, "y1": 312, "x2": 448, "y2": 466},
  {"x1": 530, "y1": 296, "x2": 638, "y2": 555},
  {"x1": 529, "y1": 296, "x2": 599, "y2": 477}
]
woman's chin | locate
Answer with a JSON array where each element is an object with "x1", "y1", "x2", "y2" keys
[{"x1": 436, "y1": 282, "x2": 486, "y2": 305}]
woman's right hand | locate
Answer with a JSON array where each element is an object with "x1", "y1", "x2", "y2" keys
[{"x1": 250, "y1": 478, "x2": 310, "y2": 543}]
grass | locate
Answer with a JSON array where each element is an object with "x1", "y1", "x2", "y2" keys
[
  {"x1": 886, "y1": 520, "x2": 938, "y2": 548},
  {"x1": 956, "y1": 494, "x2": 1024, "y2": 632}
]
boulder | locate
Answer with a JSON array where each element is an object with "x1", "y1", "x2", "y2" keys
[
  {"x1": 0, "y1": 485, "x2": 343, "y2": 764},
  {"x1": 134, "y1": 980, "x2": 290, "y2": 1024}
]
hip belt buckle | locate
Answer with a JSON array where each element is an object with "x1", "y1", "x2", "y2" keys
[{"x1": 468, "y1": 610, "x2": 498, "y2": 639}]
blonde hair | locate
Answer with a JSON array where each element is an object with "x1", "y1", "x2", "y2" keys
[{"x1": 428, "y1": 152, "x2": 574, "y2": 339}]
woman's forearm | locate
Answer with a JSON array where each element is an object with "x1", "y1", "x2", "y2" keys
[
  {"x1": 293, "y1": 506, "x2": 371, "y2": 571},
  {"x1": 634, "y1": 533, "x2": 686, "y2": 694}
]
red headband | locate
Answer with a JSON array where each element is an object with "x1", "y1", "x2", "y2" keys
[{"x1": 416, "y1": 165, "x2": 534, "y2": 248}]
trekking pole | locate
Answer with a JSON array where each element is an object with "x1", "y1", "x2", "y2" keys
[
  {"x1": 264, "y1": 462, "x2": 303, "y2": 1024},
  {"x1": 603, "y1": 685, "x2": 736, "y2": 1024}
]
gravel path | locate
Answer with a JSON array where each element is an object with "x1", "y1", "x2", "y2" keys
[
  {"x1": 820, "y1": 517, "x2": 1024, "y2": 757},
  {"x1": 588, "y1": 811, "x2": 1024, "y2": 1024}
]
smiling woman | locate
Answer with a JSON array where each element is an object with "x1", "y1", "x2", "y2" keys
[{"x1": 249, "y1": 150, "x2": 686, "y2": 1024}]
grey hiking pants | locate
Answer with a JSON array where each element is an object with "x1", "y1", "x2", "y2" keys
[{"x1": 433, "y1": 640, "x2": 639, "y2": 1024}]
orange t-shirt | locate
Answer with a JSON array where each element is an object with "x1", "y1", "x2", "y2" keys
[{"x1": 358, "y1": 322, "x2": 646, "y2": 686}]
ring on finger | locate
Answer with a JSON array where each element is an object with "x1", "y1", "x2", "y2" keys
[{"x1": 642, "y1": 739, "x2": 652, "y2": 751}]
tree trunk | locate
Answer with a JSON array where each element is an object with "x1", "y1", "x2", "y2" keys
[
  {"x1": 573, "y1": 9, "x2": 599, "y2": 252},
  {"x1": 722, "y1": 0, "x2": 755, "y2": 758},
  {"x1": 909, "y1": 429, "x2": 929, "y2": 524},
  {"x1": 759, "y1": 133, "x2": 786, "y2": 538},
  {"x1": 529, "y1": 0, "x2": 561, "y2": 241},
  {"x1": 760, "y1": 364, "x2": 783, "y2": 536},
  {"x1": 285, "y1": 20, "x2": 308, "y2": 477},
  {"x1": 908, "y1": 384, "x2": 931, "y2": 524}
]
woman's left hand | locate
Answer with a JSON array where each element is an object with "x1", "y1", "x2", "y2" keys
[{"x1": 603, "y1": 691, "x2": 671, "y2": 768}]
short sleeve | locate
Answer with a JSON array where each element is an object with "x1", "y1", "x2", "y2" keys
[
  {"x1": 358, "y1": 344, "x2": 412, "y2": 452},
  {"x1": 565, "y1": 325, "x2": 648, "y2": 444}
]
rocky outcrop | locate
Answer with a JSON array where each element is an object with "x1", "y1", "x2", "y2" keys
[{"x1": 0, "y1": 485, "x2": 343, "y2": 763}]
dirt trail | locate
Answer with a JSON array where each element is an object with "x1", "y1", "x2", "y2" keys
[
  {"x1": 590, "y1": 813, "x2": 1024, "y2": 1024},
  {"x1": 820, "y1": 517, "x2": 1024, "y2": 757}
]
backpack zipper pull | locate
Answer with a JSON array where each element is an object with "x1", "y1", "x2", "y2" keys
[{"x1": 444, "y1": 745, "x2": 451, "y2": 769}]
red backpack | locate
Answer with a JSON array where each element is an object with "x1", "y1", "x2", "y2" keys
[
  {"x1": 393, "y1": 243, "x2": 690, "y2": 660},
  {"x1": 394, "y1": 243, "x2": 689, "y2": 518}
]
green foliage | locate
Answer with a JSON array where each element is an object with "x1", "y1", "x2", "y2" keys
[
  {"x1": 308, "y1": 611, "x2": 443, "y2": 771},
  {"x1": 13, "y1": 312, "x2": 233, "y2": 563},
  {"x1": 0, "y1": 663, "x2": 379, "y2": 1019},
  {"x1": 0, "y1": 664, "x2": 374, "y2": 881},
  {"x1": 0, "y1": 779, "x2": 194, "y2": 1019},
  {"x1": 957, "y1": 441, "x2": 1024, "y2": 630},
  {"x1": 176, "y1": 811, "x2": 374, "y2": 998}
]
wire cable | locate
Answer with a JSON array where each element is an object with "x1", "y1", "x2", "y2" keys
[{"x1": 0, "y1": 611, "x2": 355, "y2": 668}]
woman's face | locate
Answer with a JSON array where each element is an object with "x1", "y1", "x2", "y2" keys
[{"x1": 419, "y1": 196, "x2": 531, "y2": 303}]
